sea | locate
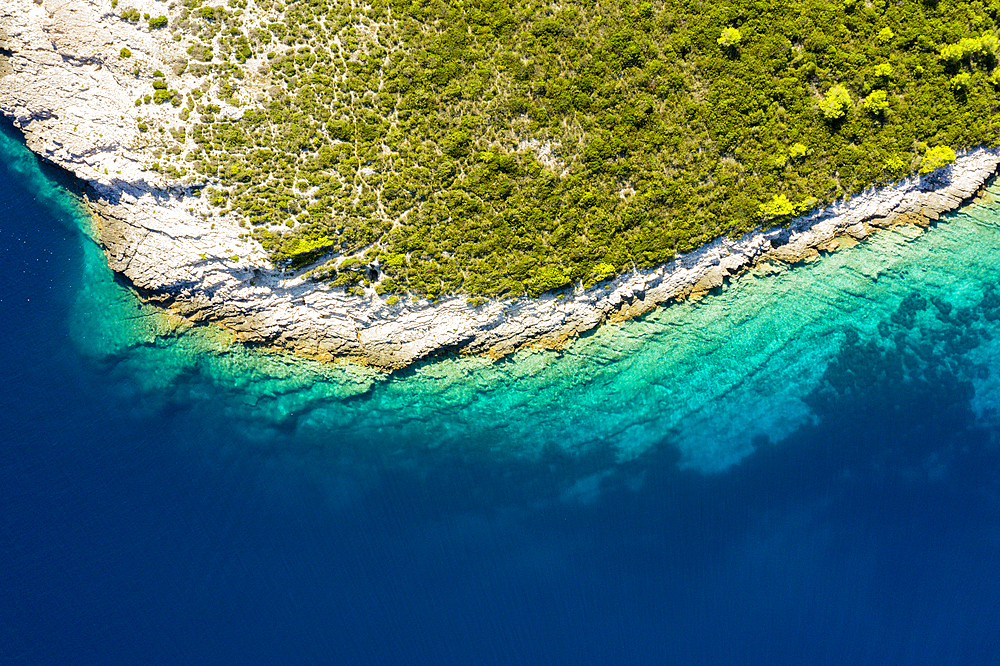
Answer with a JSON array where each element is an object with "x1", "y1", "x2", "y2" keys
[{"x1": 3, "y1": 119, "x2": 1000, "y2": 665}]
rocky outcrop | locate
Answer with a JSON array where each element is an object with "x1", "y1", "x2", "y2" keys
[{"x1": 3, "y1": 0, "x2": 1000, "y2": 370}]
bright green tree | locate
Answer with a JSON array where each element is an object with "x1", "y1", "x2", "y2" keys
[
  {"x1": 861, "y1": 90, "x2": 890, "y2": 115},
  {"x1": 717, "y1": 27, "x2": 742, "y2": 48},
  {"x1": 818, "y1": 85, "x2": 852, "y2": 120},
  {"x1": 920, "y1": 146, "x2": 957, "y2": 174},
  {"x1": 761, "y1": 193, "x2": 796, "y2": 218}
]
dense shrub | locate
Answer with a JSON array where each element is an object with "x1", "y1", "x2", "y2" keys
[{"x1": 160, "y1": 0, "x2": 1000, "y2": 299}]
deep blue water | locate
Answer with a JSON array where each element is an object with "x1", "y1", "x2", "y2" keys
[{"x1": 3, "y1": 121, "x2": 1000, "y2": 665}]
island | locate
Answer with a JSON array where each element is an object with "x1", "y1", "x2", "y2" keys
[{"x1": 2, "y1": 0, "x2": 999, "y2": 368}]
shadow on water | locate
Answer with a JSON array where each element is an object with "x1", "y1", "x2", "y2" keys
[{"x1": 0, "y1": 122, "x2": 90, "y2": 219}]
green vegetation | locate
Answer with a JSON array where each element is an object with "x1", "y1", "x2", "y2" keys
[
  {"x1": 788, "y1": 142, "x2": 809, "y2": 160},
  {"x1": 818, "y1": 84, "x2": 853, "y2": 120},
  {"x1": 939, "y1": 34, "x2": 999, "y2": 63},
  {"x1": 149, "y1": 71, "x2": 182, "y2": 105},
  {"x1": 153, "y1": 0, "x2": 1000, "y2": 299},
  {"x1": 861, "y1": 90, "x2": 890, "y2": 115},
  {"x1": 921, "y1": 145, "x2": 957, "y2": 173},
  {"x1": 761, "y1": 194, "x2": 796, "y2": 218},
  {"x1": 717, "y1": 27, "x2": 743, "y2": 48}
]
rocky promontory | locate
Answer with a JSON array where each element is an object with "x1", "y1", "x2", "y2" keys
[{"x1": 3, "y1": 0, "x2": 1000, "y2": 369}]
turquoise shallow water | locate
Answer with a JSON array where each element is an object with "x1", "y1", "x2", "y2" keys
[
  {"x1": 54, "y1": 141, "x2": 1000, "y2": 474},
  {"x1": 5, "y1": 121, "x2": 1000, "y2": 664}
]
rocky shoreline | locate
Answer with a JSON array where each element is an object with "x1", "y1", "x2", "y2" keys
[
  {"x1": 83, "y1": 148, "x2": 1000, "y2": 370},
  {"x1": 3, "y1": 0, "x2": 1000, "y2": 370}
]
